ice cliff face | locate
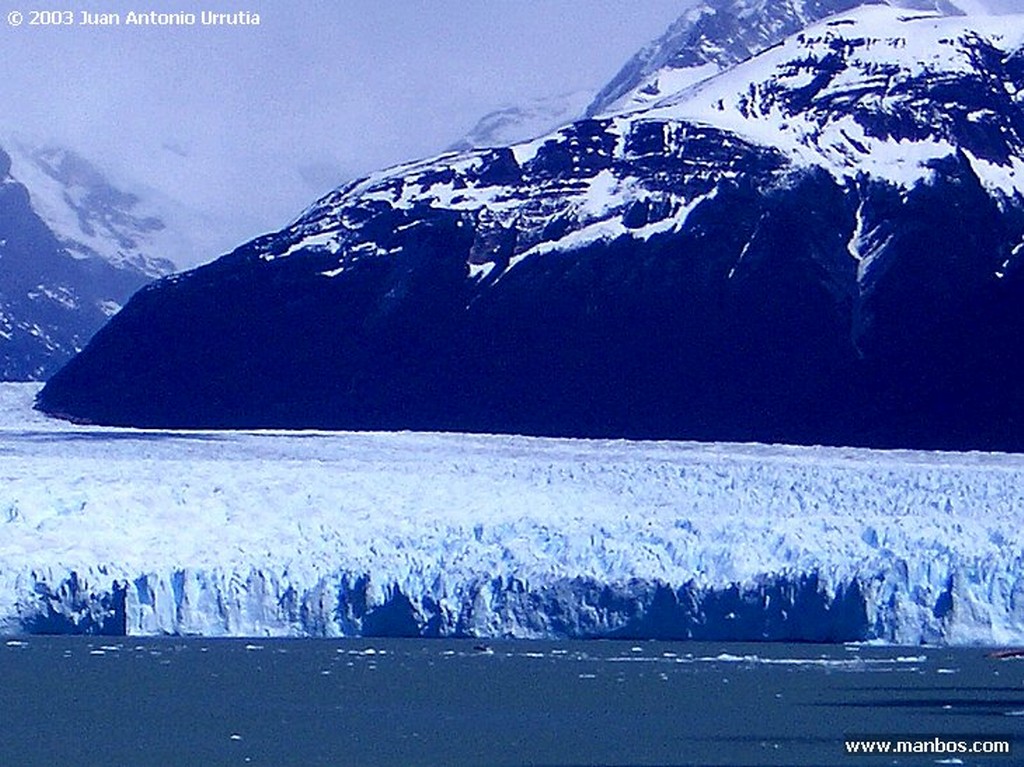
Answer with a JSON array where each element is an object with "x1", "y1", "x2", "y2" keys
[{"x1": 4, "y1": 384, "x2": 1024, "y2": 643}]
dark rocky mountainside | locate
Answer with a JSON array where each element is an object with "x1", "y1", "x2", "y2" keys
[{"x1": 37, "y1": 7, "x2": 1024, "y2": 450}]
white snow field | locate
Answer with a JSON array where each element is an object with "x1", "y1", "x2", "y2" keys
[{"x1": 1, "y1": 382, "x2": 1022, "y2": 643}]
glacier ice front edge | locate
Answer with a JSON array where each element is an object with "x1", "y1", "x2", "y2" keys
[{"x1": 2, "y1": 383, "x2": 1023, "y2": 643}]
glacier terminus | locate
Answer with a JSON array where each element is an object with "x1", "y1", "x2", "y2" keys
[
  {"x1": 3, "y1": 383, "x2": 1023, "y2": 644},
  {"x1": 9, "y1": 2, "x2": 1024, "y2": 647}
]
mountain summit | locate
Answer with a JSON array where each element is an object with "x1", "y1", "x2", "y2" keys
[
  {"x1": 37, "y1": 6, "x2": 1024, "y2": 450},
  {"x1": 585, "y1": 0, "x2": 970, "y2": 118}
]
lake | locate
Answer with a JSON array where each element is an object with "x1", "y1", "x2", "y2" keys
[{"x1": 0, "y1": 638, "x2": 1019, "y2": 766}]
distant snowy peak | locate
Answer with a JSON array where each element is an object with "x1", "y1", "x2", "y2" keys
[
  {"x1": 584, "y1": 0, "x2": 976, "y2": 118},
  {"x1": 587, "y1": 0, "x2": 862, "y2": 117},
  {"x1": 450, "y1": 90, "x2": 594, "y2": 151},
  {"x1": 4, "y1": 142, "x2": 177, "y2": 278},
  {"x1": 0, "y1": 142, "x2": 176, "y2": 380}
]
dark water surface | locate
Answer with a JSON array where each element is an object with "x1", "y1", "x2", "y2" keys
[{"x1": 0, "y1": 638, "x2": 1019, "y2": 766}]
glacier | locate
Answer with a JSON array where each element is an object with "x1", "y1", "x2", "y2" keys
[{"x1": 3, "y1": 381, "x2": 1023, "y2": 643}]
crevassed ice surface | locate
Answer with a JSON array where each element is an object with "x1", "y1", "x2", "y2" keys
[{"x1": 1, "y1": 383, "x2": 1022, "y2": 643}]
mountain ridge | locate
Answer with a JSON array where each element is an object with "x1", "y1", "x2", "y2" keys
[
  {"x1": 585, "y1": 0, "x2": 971, "y2": 119},
  {"x1": 36, "y1": 6, "x2": 1024, "y2": 451}
]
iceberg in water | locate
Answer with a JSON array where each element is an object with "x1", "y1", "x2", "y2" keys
[{"x1": 2, "y1": 382, "x2": 1023, "y2": 644}]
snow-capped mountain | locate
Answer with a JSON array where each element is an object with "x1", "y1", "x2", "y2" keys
[
  {"x1": 450, "y1": 90, "x2": 595, "y2": 151},
  {"x1": 584, "y1": 0, "x2": 968, "y2": 118},
  {"x1": 5, "y1": 142, "x2": 178, "y2": 279},
  {"x1": 0, "y1": 141, "x2": 178, "y2": 380},
  {"x1": 36, "y1": 7, "x2": 1024, "y2": 451}
]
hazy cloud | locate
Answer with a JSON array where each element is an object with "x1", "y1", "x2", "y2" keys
[{"x1": 0, "y1": 0, "x2": 692, "y2": 264}]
